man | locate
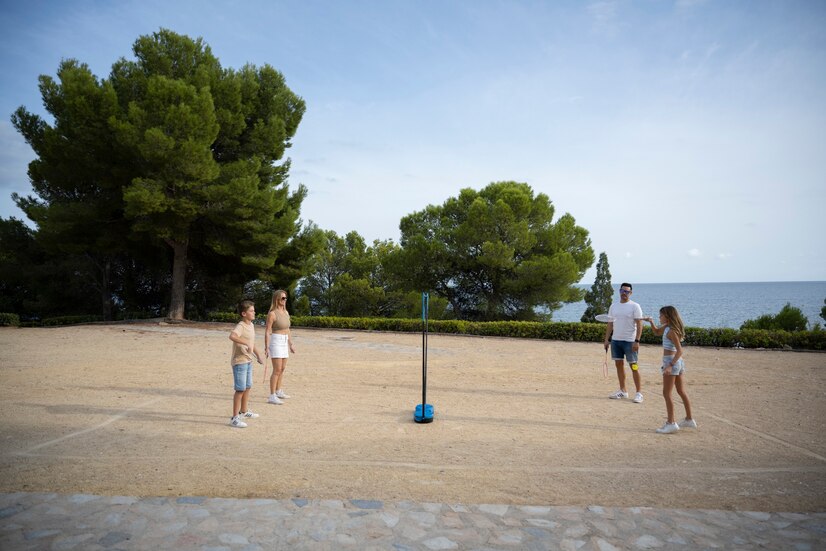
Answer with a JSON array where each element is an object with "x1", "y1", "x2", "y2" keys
[{"x1": 603, "y1": 282, "x2": 644, "y2": 403}]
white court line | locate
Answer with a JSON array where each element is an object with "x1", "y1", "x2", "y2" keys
[
  {"x1": 10, "y1": 453, "x2": 826, "y2": 475},
  {"x1": 15, "y1": 397, "x2": 164, "y2": 456},
  {"x1": 702, "y1": 410, "x2": 826, "y2": 463}
]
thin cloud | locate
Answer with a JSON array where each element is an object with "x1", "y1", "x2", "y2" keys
[
  {"x1": 587, "y1": 1, "x2": 619, "y2": 35},
  {"x1": 716, "y1": 252, "x2": 732, "y2": 260},
  {"x1": 688, "y1": 248, "x2": 702, "y2": 257},
  {"x1": 676, "y1": 0, "x2": 709, "y2": 10}
]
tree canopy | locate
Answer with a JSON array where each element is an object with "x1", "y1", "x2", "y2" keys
[
  {"x1": 10, "y1": 29, "x2": 311, "y2": 319},
  {"x1": 395, "y1": 181, "x2": 594, "y2": 321}
]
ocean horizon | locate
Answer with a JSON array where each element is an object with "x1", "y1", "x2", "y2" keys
[{"x1": 552, "y1": 281, "x2": 826, "y2": 329}]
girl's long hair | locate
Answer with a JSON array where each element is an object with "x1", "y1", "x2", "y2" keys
[
  {"x1": 660, "y1": 305, "x2": 684, "y2": 341},
  {"x1": 269, "y1": 289, "x2": 288, "y2": 313}
]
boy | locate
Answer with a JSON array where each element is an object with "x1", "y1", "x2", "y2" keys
[{"x1": 229, "y1": 300, "x2": 263, "y2": 428}]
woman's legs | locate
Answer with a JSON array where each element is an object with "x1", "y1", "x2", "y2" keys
[
  {"x1": 275, "y1": 358, "x2": 288, "y2": 393},
  {"x1": 269, "y1": 358, "x2": 285, "y2": 395},
  {"x1": 662, "y1": 374, "x2": 676, "y2": 424},
  {"x1": 674, "y1": 374, "x2": 693, "y2": 420}
]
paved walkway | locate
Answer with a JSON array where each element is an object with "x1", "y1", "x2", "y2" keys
[{"x1": 1, "y1": 493, "x2": 824, "y2": 550}]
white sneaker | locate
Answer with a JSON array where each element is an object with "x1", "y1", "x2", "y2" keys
[
  {"x1": 678, "y1": 418, "x2": 698, "y2": 429},
  {"x1": 230, "y1": 416, "x2": 247, "y2": 428},
  {"x1": 609, "y1": 390, "x2": 628, "y2": 399},
  {"x1": 656, "y1": 422, "x2": 679, "y2": 434},
  {"x1": 267, "y1": 394, "x2": 284, "y2": 405},
  {"x1": 276, "y1": 390, "x2": 290, "y2": 399},
  {"x1": 633, "y1": 392, "x2": 644, "y2": 403},
  {"x1": 240, "y1": 411, "x2": 259, "y2": 418}
]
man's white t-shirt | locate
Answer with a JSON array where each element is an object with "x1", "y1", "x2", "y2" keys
[{"x1": 608, "y1": 300, "x2": 643, "y2": 342}]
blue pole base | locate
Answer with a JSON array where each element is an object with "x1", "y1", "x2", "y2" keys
[{"x1": 414, "y1": 403, "x2": 434, "y2": 423}]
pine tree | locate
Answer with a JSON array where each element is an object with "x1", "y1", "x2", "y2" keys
[{"x1": 581, "y1": 252, "x2": 612, "y2": 322}]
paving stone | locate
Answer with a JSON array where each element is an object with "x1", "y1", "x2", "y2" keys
[
  {"x1": 1, "y1": 492, "x2": 824, "y2": 551},
  {"x1": 422, "y1": 535, "x2": 459, "y2": 550}
]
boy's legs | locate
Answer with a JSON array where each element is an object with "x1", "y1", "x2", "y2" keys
[
  {"x1": 231, "y1": 363, "x2": 248, "y2": 417},
  {"x1": 240, "y1": 362, "x2": 253, "y2": 413},
  {"x1": 233, "y1": 391, "x2": 244, "y2": 417},
  {"x1": 240, "y1": 388, "x2": 251, "y2": 413},
  {"x1": 232, "y1": 362, "x2": 254, "y2": 419}
]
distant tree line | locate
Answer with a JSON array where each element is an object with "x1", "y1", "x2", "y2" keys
[{"x1": 0, "y1": 29, "x2": 595, "y2": 322}]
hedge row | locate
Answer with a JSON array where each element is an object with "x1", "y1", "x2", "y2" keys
[
  {"x1": 287, "y1": 316, "x2": 826, "y2": 351},
  {"x1": 0, "y1": 313, "x2": 20, "y2": 326},
  {"x1": 9, "y1": 310, "x2": 824, "y2": 350},
  {"x1": 38, "y1": 314, "x2": 104, "y2": 326}
]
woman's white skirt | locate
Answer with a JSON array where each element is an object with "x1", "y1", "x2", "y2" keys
[{"x1": 269, "y1": 334, "x2": 289, "y2": 359}]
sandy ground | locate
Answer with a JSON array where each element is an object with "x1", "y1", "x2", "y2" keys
[{"x1": 1, "y1": 322, "x2": 824, "y2": 512}]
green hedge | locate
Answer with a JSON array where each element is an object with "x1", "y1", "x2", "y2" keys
[
  {"x1": 285, "y1": 316, "x2": 825, "y2": 351},
  {"x1": 8, "y1": 308, "x2": 825, "y2": 350},
  {"x1": 207, "y1": 311, "x2": 242, "y2": 323},
  {"x1": 0, "y1": 313, "x2": 20, "y2": 327},
  {"x1": 39, "y1": 315, "x2": 104, "y2": 326}
]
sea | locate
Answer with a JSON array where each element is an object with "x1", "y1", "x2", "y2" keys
[{"x1": 552, "y1": 281, "x2": 826, "y2": 329}]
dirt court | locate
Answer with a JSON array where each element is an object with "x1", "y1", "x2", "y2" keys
[{"x1": 1, "y1": 322, "x2": 824, "y2": 512}]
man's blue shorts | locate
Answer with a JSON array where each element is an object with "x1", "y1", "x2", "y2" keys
[{"x1": 611, "y1": 340, "x2": 638, "y2": 364}]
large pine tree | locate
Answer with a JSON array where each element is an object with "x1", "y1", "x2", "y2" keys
[{"x1": 12, "y1": 29, "x2": 309, "y2": 319}]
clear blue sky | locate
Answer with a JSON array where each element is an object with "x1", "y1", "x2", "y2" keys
[{"x1": 1, "y1": 0, "x2": 824, "y2": 284}]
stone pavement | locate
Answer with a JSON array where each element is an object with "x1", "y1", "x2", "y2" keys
[{"x1": 1, "y1": 492, "x2": 824, "y2": 550}]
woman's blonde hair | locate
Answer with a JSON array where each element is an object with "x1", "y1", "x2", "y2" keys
[
  {"x1": 269, "y1": 289, "x2": 288, "y2": 313},
  {"x1": 660, "y1": 305, "x2": 684, "y2": 341}
]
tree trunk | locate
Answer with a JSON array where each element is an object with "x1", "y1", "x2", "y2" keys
[
  {"x1": 101, "y1": 260, "x2": 112, "y2": 321},
  {"x1": 167, "y1": 239, "x2": 188, "y2": 320},
  {"x1": 86, "y1": 253, "x2": 114, "y2": 321}
]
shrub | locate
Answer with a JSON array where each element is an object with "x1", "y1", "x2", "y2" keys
[
  {"x1": 0, "y1": 313, "x2": 20, "y2": 327},
  {"x1": 39, "y1": 315, "x2": 103, "y2": 326},
  {"x1": 741, "y1": 303, "x2": 809, "y2": 332}
]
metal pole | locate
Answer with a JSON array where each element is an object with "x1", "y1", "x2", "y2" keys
[{"x1": 422, "y1": 292, "x2": 428, "y2": 409}]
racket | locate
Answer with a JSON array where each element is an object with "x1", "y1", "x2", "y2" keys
[
  {"x1": 261, "y1": 349, "x2": 269, "y2": 382},
  {"x1": 602, "y1": 349, "x2": 609, "y2": 379}
]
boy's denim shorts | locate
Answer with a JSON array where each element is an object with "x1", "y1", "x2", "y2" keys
[
  {"x1": 661, "y1": 357, "x2": 685, "y2": 376},
  {"x1": 232, "y1": 362, "x2": 253, "y2": 391},
  {"x1": 610, "y1": 340, "x2": 638, "y2": 364}
]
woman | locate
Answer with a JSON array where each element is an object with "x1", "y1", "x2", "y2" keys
[{"x1": 264, "y1": 289, "x2": 296, "y2": 404}]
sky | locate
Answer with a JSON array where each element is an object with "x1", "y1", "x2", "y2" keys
[{"x1": 1, "y1": 0, "x2": 824, "y2": 284}]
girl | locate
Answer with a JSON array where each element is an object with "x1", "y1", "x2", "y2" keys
[
  {"x1": 264, "y1": 290, "x2": 296, "y2": 404},
  {"x1": 644, "y1": 306, "x2": 697, "y2": 434}
]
